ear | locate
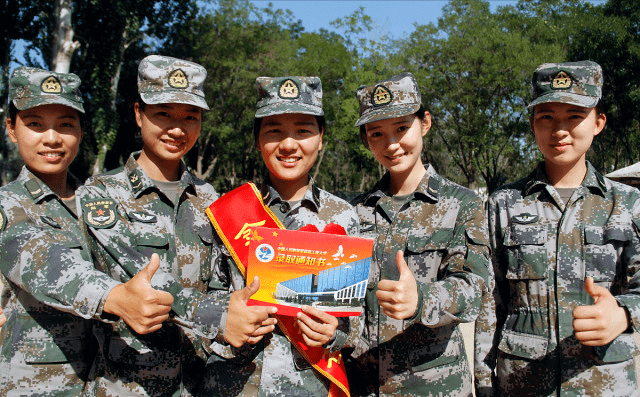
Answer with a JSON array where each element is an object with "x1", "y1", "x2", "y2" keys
[
  {"x1": 318, "y1": 125, "x2": 324, "y2": 151},
  {"x1": 134, "y1": 102, "x2": 143, "y2": 128},
  {"x1": 420, "y1": 112, "x2": 432, "y2": 137},
  {"x1": 593, "y1": 111, "x2": 606, "y2": 137},
  {"x1": 6, "y1": 118, "x2": 17, "y2": 144}
]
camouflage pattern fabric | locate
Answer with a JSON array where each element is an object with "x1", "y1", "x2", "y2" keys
[
  {"x1": 9, "y1": 66, "x2": 85, "y2": 113},
  {"x1": 199, "y1": 178, "x2": 361, "y2": 397},
  {"x1": 254, "y1": 76, "x2": 324, "y2": 118},
  {"x1": 347, "y1": 165, "x2": 492, "y2": 397},
  {"x1": 138, "y1": 55, "x2": 209, "y2": 110},
  {"x1": 77, "y1": 152, "x2": 229, "y2": 397},
  {"x1": 528, "y1": 60, "x2": 602, "y2": 109},
  {"x1": 354, "y1": 72, "x2": 421, "y2": 127},
  {"x1": 0, "y1": 167, "x2": 120, "y2": 396},
  {"x1": 476, "y1": 162, "x2": 640, "y2": 396}
]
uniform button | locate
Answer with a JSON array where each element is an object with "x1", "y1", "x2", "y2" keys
[{"x1": 279, "y1": 202, "x2": 290, "y2": 213}]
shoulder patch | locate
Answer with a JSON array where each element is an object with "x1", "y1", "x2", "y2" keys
[
  {"x1": 0, "y1": 206, "x2": 6, "y2": 232},
  {"x1": 128, "y1": 211, "x2": 157, "y2": 223},
  {"x1": 371, "y1": 85, "x2": 393, "y2": 106},
  {"x1": 512, "y1": 213, "x2": 539, "y2": 224},
  {"x1": 83, "y1": 199, "x2": 118, "y2": 229}
]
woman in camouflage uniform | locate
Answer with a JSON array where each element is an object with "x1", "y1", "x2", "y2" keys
[
  {"x1": 200, "y1": 76, "x2": 360, "y2": 396},
  {"x1": 346, "y1": 72, "x2": 492, "y2": 397},
  {"x1": 476, "y1": 61, "x2": 640, "y2": 396}
]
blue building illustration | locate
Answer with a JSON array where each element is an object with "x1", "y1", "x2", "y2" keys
[{"x1": 275, "y1": 257, "x2": 370, "y2": 306}]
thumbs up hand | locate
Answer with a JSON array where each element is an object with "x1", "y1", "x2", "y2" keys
[
  {"x1": 573, "y1": 277, "x2": 631, "y2": 346},
  {"x1": 224, "y1": 276, "x2": 278, "y2": 348},
  {"x1": 376, "y1": 250, "x2": 419, "y2": 320},
  {"x1": 103, "y1": 253, "x2": 174, "y2": 334}
]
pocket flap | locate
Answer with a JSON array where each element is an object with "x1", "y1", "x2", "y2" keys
[
  {"x1": 498, "y1": 329, "x2": 548, "y2": 360},
  {"x1": 406, "y1": 229, "x2": 452, "y2": 253},
  {"x1": 20, "y1": 337, "x2": 84, "y2": 364},
  {"x1": 504, "y1": 224, "x2": 546, "y2": 247}
]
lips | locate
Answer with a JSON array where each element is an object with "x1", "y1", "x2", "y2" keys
[
  {"x1": 162, "y1": 138, "x2": 186, "y2": 151},
  {"x1": 278, "y1": 156, "x2": 300, "y2": 166},
  {"x1": 40, "y1": 151, "x2": 65, "y2": 160}
]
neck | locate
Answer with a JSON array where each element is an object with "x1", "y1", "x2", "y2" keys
[
  {"x1": 545, "y1": 159, "x2": 588, "y2": 188},
  {"x1": 36, "y1": 170, "x2": 73, "y2": 199},
  {"x1": 269, "y1": 174, "x2": 308, "y2": 201},
  {"x1": 137, "y1": 150, "x2": 181, "y2": 182},
  {"x1": 389, "y1": 162, "x2": 426, "y2": 196}
]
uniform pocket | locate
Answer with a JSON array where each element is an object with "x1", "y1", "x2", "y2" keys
[
  {"x1": 19, "y1": 337, "x2": 85, "y2": 364},
  {"x1": 593, "y1": 333, "x2": 635, "y2": 363},
  {"x1": 498, "y1": 307, "x2": 549, "y2": 360},
  {"x1": 406, "y1": 228, "x2": 453, "y2": 254},
  {"x1": 504, "y1": 224, "x2": 548, "y2": 280},
  {"x1": 584, "y1": 225, "x2": 630, "y2": 282}
]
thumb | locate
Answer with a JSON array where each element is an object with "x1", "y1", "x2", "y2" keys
[
  {"x1": 239, "y1": 276, "x2": 260, "y2": 301},
  {"x1": 138, "y1": 253, "x2": 161, "y2": 283},
  {"x1": 395, "y1": 250, "x2": 412, "y2": 280},
  {"x1": 584, "y1": 277, "x2": 607, "y2": 304}
]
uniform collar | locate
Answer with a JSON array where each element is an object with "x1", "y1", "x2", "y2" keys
[
  {"x1": 523, "y1": 161, "x2": 607, "y2": 197},
  {"x1": 125, "y1": 151, "x2": 196, "y2": 198},
  {"x1": 257, "y1": 175, "x2": 321, "y2": 212},
  {"x1": 360, "y1": 164, "x2": 442, "y2": 206},
  {"x1": 18, "y1": 166, "x2": 80, "y2": 203}
]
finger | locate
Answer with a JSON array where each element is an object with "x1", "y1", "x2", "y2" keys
[
  {"x1": 301, "y1": 305, "x2": 333, "y2": 323},
  {"x1": 140, "y1": 253, "x2": 161, "y2": 282},
  {"x1": 395, "y1": 250, "x2": 412, "y2": 280},
  {"x1": 584, "y1": 277, "x2": 609, "y2": 304},
  {"x1": 249, "y1": 324, "x2": 276, "y2": 337},
  {"x1": 376, "y1": 280, "x2": 397, "y2": 294},
  {"x1": 240, "y1": 276, "x2": 260, "y2": 301},
  {"x1": 154, "y1": 290, "x2": 175, "y2": 307},
  {"x1": 572, "y1": 305, "x2": 597, "y2": 320},
  {"x1": 246, "y1": 335, "x2": 265, "y2": 344},
  {"x1": 376, "y1": 289, "x2": 401, "y2": 304}
]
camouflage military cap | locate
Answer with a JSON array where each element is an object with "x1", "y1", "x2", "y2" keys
[
  {"x1": 355, "y1": 72, "x2": 421, "y2": 127},
  {"x1": 138, "y1": 55, "x2": 209, "y2": 110},
  {"x1": 255, "y1": 76, "x2": 323, "y2": 118},
  {"x1": 528, "y1": 60, "x2": 602, "y2": 109},
  {"x1": 9, "y1": 66, "x2": 84, "y2": 113}
]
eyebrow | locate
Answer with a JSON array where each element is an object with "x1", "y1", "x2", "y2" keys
[
  {"x1": 366, "y1": 118, "x2": 411, "y2": 132},
  {"x1": 20, "y1": 113, "x2": 78, "y2": 120},
  {"x1": 262, "y1": 120, "x2": 316, "y2": 127}
]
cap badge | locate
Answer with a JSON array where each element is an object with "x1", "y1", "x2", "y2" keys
[
  {"x1": 41, "y1": 76, "x2": 62, "y2": 94},
  {"x1": 371, "y1": 85, "x2": 392, "y2": 106},
  {"x1": 168, "y1": 69, "x2": 189, "y2": 89},
  {"x1": 279, "y1": 79, "x2": 299, "y2": 99},
  {"x1": 551, "y1": 71, "x2": 572, "y2": 90}
]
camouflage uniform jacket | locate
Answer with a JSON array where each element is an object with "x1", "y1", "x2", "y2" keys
[
  {"x1": 348, "y1": 165, "x2": 492, "y2": 397},
  {"x1": 478, "y1": 162, "x2": 640, "y2": 397},
  {"x1": 77, "y1": 152, "x2": 228, "y2": 397},
  {"x1": 0, "y1": 166, "x2": 120, "y2": 396},
  {"x1": 200, "y1": 178, "x2": 361, "y2": 397}
]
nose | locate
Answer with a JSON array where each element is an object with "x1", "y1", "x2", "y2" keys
[
  {"x1": 167, "y1": 124, "x2": 186, "y2": 137},
  {"x1": 43, "y1": 128, "x2": 63, "y2": 145},
  {"x1": 386, "y1": 134, "x2": 400, "y2": 150},
  {"x1": 279, "y1": 135, "x2": 297, "y2": 151}
]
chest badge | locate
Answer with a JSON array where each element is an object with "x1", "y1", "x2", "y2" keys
[
  {"x1": 83, "y1": 199, "x2": 118, "y2": 229},
  {"x1": 512, "y1": 213, "x2": 539, "y2": 224},
  {"x1": 129, "y1": 211, "x2": 157, "y2": 223},
  {"x1": 40, "y1": 215, "x2": 61, "y2": 228}
]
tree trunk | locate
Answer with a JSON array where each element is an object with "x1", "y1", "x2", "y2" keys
[{"x1": 51, "y1": 0, "x2": 80, "y2": 73}]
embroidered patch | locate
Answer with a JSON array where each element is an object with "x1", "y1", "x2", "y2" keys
[
  {"x1": 128, "y1": 170, "x2": 143, "y2": 192},
  {"x1": 359, "y1": 221, "x2": 375, "y2": 233},
  {"x1": 83, "y1": 199, "x2": 118, "y2": 229},
  {"x1": 0, "y1": 206, "x2": 6, "y2": 233},
  {"x1": 168, "y1": 69, "x2": 188, "y2": 89},
  {"x1": 279, "y1": 79, "x2": 299, "y2": 99},
  {"x1": 551, "y1": 71, "x2": 572, "y2": 90},
  {"x1": 41, "y1": 76, "x2": 62, "y2": 94},
  {"x1": 40, "y1": 215, "x2": 61, "y2": 228},
  {"x1": 512, "y1": 213, "x2": 539, "y2": 224},
  {"x1": 128, "y1": 211, "x2": 157, "y2": 223},
  {"x1": 371, "y1": 85, "x2": 392, "y2": 106}
]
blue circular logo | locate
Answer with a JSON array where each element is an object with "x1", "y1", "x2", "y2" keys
[{"x1": 256, "y1": 244, "x2": 275, "y2": 263}]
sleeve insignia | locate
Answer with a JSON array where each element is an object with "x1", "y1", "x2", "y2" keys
[
  {"x1": 128, "y1": 211, "x2": 157, "y2": 223},
  {"x1": 279, "y1": 79, "x2": 300, "y2": 99},
  {"x1": 511, "y1": 213, "x2": 539, "y2": 224},
  {"x1": 371, "y1": 85, "x2": 393, "y2": 106},
  {"x1": 168, "y1": 69, "x2": 189, "y2": 89},
  {"x1": 551, "y1": 71, "x2": 573, "y2": 90},
  {"x1": 41, "y1": 76, "x2": 63, "y2": 94},
  {"x1": 0, "y1": 206, "x2": 6, "y2": 233},
  {"x1": 83, "y1": 199, "x2": 118, "y2": 229}
]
